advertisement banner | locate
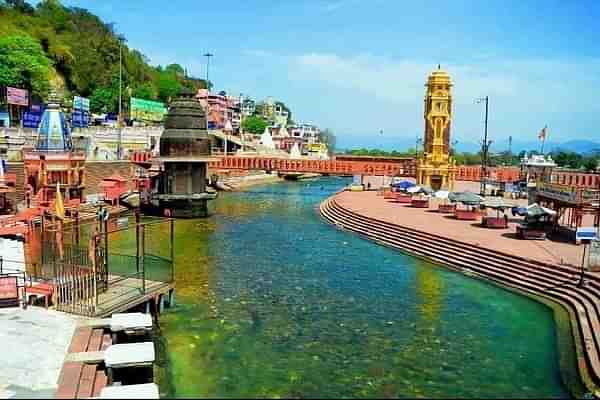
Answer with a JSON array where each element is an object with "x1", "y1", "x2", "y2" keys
[
  {"x1": 73, "y1": 96, "x2": 90, "y2": 112},
  {"x1": 130, "y1": 97, "x2": 167, "y2": 122},
  {"x1": 72, "y1": 109, "x2": 90, "y2": 128},
  {"x1": 6, "y1": 87, "x2": 28, "y2": 106},
  {"x1": 22, "y1": 105, "x2": 44, "y2": 129}
]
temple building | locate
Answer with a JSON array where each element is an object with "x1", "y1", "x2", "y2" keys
[
  {"x1": 417, "y1": 66, "x2": 457, "y2": 191},
  {"x1": 23, "y1": 92, "x2": 85, "y2": 206},
  {"x1": 144, "y1": 88, "x2": 217, "y2": 218}
]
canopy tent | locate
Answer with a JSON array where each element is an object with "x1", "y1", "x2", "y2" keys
[
  {"x1": 407, "y1": 186, "x2": 433, "y2": 195},
  {"x1": 482, "y1": 198, "x2": 517, "y2": 218},
  {"x1": 449, "y1": 192, "x2": 483, "y2": 206},
  {"x1": 482, "y1": 198, "x2": 517, "y2": 210}
]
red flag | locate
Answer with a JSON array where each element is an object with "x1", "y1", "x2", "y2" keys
[{"x1": 538, "y1": 126, "x2": 547, "y2": 140}]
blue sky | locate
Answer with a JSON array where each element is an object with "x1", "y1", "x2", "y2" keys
[{"x1": 31, "y1": 0, "x2": 600, "y2": 149}]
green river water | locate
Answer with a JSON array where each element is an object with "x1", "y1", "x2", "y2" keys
[{"x1": 152, "y1": 177, "x2": 582, "y2": 398}]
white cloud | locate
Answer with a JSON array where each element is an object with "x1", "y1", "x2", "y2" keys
[{"x1": 287, "y1": 52, "x2": 600, "y2": 141}]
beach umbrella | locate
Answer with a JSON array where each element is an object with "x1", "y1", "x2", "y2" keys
[
  {"x1": 391, "y1": 180, "x2": 416, "y2": 190},
  {"x1": 482, "y1": 198, "x2": 517, "y2": 210},
  {"x1": 449, "y1": 191, "x2": 482, "y2": 206},
  {"x1": 482, "y1": 198, "x2": 517, "y2": 218},
  {"x1": 420, "y1": 186, "x2": 434, "y2": 195},
  {"x1": 512, "y1": 206, "x2": 528, "y2": 217},
  {"x1": 434, "y1": 190, "x2": 450, "y2": 199},
  {"x1": 526, "y1": 203, "x2": 556, "y2": 218}
]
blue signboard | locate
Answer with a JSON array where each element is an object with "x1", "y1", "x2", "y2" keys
[
  {"x1": 0, "y1": 112, "x2": 9, "y2": 128},
  {"x1": 73, "y1": 96, "x2": 90, "y2": 112},
  {"x1": 105, "y1": 113, "x2": 118, "y2": 122},
  {"x1": 71, "y1": 109, "x2": 90, "y2": 128},
  {"x1": 22, "y1": 105, "x2": 44, "y2": 129},
  {"x1": 576, "y1": 227, "x2": 598, "y2": 242}
]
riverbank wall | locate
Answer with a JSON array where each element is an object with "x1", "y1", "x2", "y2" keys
[{"x1": 320, "y1": 194, "x2": 600, "y2": 397}]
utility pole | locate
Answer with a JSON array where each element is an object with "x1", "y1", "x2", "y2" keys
[
  {"x1": 508, "y1": 135, "x2": 513, "y2": 166},
  {"x1": 240, "y1": 93, "x2": 244, "y2": 152},
  {"x1": 477, "y1": 96, "x2": 490, "y2": 196},
  {"x1": 117, "y1": 36, "x2": 124, "y2": 160},
  {"x1": 204, "y1": 53, "x2": 213, "y2": 94}
]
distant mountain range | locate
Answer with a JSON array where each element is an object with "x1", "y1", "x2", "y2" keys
[{"x1": 337, "y1": 135, "x2": 600, "y2": 155}]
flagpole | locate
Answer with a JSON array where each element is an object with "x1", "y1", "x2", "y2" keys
[{"x1": 539, "y1": 125, "x2": 547, "y2": 155}]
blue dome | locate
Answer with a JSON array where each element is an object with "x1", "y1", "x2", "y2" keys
[{"x1": 36, "y1": 93, "x2": 73, "y2": 151}]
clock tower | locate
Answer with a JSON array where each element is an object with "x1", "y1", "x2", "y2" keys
[{"x1": 417, "y1": 66, "x2": 457, "y2": 191}]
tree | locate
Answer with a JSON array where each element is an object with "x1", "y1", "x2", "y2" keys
[
  {"x1": 583, "y1": 158, "x2": 598, "y2": 172},
  {"x1": 132, "y1": 82, "x2": 157, "y2": 101},
  {"x1": 241, "y1": 115, "x2": 268, "y2": 135},
  {"x1": 319, "y1": 128, "x2": 336, "y2": 155},
  {"x1": 89, "y1": 86, "x2": 117, "y2": 113},
  {"x1": 0, "y1": 34, "x2": 51, "y2": 97},
  {"x1": 157, "y1": 71, "x2": 181, "y2": 103}
]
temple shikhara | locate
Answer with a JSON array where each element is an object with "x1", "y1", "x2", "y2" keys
[
  {"x1": 133, "y1": 88, "x2": 218, "y2": 218},
  {"x1": 417, "y1": 66, "x2": 457, "y2": 191},
  {"x1": 23, "y1": 92, "x2": 85, "y2": 207}
]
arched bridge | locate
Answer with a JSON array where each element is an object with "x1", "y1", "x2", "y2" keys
[{"x1": 129, "y1": 152, "x2": 521, "y2": 183}]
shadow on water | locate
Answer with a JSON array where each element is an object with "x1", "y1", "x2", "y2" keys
[{"x1": 152, "y1": 177, "x2": 582, "y2": 399}]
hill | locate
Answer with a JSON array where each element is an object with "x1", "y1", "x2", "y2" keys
[{"x1": 0, "y1": 0, "x2": 207, "y2": 113}]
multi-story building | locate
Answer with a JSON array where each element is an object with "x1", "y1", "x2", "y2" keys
[
  {"x1": 241, "y1": 98, "x2": 255, "y2": 117},
  {"x1": 196, "y1": 89, "x2": 242, "y2": 133}
]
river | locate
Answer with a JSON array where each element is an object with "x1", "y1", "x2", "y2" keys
[{"x1": 155, "y1": 177, "x2": 578, "y2": 398}]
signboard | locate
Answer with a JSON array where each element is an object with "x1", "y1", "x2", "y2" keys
[
  {"x1": 6, "y1": 87, "x2": 28, "y2": 106},
  {"x1": 0, "y1": 112, "x2": 9, "y2": 128},
  {"x1": 73, "y1": 96, "x2": 90, "y2": 112},
  {"x1": 71, "y1": 109, "x2": 90, "y2": 128},
  {"x1": 130, "y1": 97, "x2": 167, "y2": 122},
  {"x1": 0, "y1": 276, "x2": 18, "y2": 301},
  {"x1": 22, "y1": 105, "x2": 44, "y2": 129},
  {"x1": 576, "y1": 227, "x2": 598, "y2": 242}
]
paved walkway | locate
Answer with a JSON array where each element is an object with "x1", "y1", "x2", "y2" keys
[
  {"x1": 335, "y1": 187, "x2": 588, "y2": 269},
  {"x1": 0, "y1": 307, "x2": 78, "y2": 398}
]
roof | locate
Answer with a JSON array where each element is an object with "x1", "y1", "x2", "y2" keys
[{"x1": 103, "y1": 174, "x2": 128, "y2": 182}]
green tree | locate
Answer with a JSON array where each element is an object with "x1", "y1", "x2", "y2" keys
[
  {"x1": 319, "y1": 128, "x2": 336, "y2": 155},
  {"x1": 0, "y1": 34, "x2": 51, "y2": 97},
  {"x1": 89, "y1": 86, "x2": 117, "y2": 113},
  {"x1": 241, "y1": 115, "x2": 268, "y2": 135},
  {"x1": 157, "y1": 71, "x2": 181, "y2": 103},
  {"x1": 132, "y1": 81, "x2": 157, "y2": 100},
  {"x1": 583, "y1": 158, "x2": 598, "y2": 172}
]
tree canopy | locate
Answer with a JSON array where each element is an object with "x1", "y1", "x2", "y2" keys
[
  {"x1": 0, "y1": 34, "x2": 51, "y2": 97},
  {"x1": 0, "y1": 0, "x2": 208, "y2": 112},
  {"x1": 241, "y1": 115, "x2": 268, "y2": 136}
]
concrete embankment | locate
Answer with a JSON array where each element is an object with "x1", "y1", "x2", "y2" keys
[{"x1": 319, "y1": 194, "x2": 600, "y2": 397}]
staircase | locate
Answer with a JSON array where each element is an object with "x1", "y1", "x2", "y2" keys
[{"x1": 320, "y1": 196, "x2": 600, "y2": 396}]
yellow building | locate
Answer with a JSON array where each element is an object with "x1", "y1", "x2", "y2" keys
[{"x1": 417, "y1": 66, "x2": 457, "y2": 191}]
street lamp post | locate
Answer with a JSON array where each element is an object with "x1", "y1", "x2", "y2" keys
[
  {"x1": 415, "y1": 136, "x2": 423, "y2": 178},
  {"x1": 204, "y1": 53, "x2": 213, "y2": 94},
  {"x1": 476, "y1": 96, "x2": 490, "y2": 196}
]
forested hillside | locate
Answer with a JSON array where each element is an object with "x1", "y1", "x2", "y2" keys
[{"x1": 0, "y1": 0, "x2": 207, "y2": 113}]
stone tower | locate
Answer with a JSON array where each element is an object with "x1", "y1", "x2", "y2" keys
[
  {"x1": 417, "y1": 66, "x2": 456, "y2": 191},
  {"x1": 153, "y1": 88, "x2": 217, "y2": 218}
]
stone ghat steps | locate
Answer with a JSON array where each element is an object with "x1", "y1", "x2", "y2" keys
[
  {"x1": 56, "y1": 327, "x2": 112, "y2": 399},
  {"x1": 319, "y1": 197, "x2": 600, "y2": 394}
]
